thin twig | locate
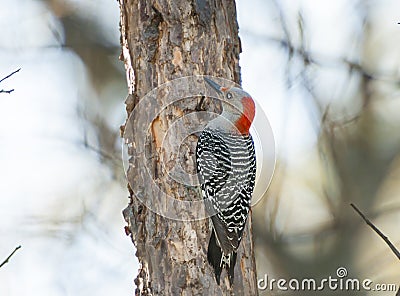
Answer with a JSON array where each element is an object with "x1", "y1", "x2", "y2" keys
[
  {"x1": 0, "y1": 68, "x2": 21, "y2": 94},
  {"x1": 0, "y1": 89, "x2": 14, "y2": 94},
  {"x1": 350, "y1": 203, "x2": 400, "y2": 261},
  {"x1": 0, "y1": 245, "x2": 22, "y2": 268},
  {"x1": 0, "y1": 68, "x2": 21, "y2": 84}
]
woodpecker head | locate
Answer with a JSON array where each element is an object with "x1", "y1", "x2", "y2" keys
[{"x1": 204, "y1": 77, "x2": 256, "y2": 135}]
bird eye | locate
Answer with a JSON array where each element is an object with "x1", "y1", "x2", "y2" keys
[{"x1": 226, "y1": 92, "x2": 233, "y2": 99}]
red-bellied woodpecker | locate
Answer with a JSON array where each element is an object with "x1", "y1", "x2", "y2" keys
[{"x1": 196, "y1": 77, "x2": 256, "y2": 285}]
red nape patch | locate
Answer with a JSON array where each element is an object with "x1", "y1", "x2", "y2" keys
[{"x1": 235, "y1": 97, "x2": 255, "y2": 135}]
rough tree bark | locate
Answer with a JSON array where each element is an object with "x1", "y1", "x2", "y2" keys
[{"x1": 118, "y1": 0, "x2": 258, "y2": 295}]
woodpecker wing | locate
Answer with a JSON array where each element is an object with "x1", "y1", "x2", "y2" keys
[
  {"x1": 196, "y1": 130, "x2": 231, "y2": 193},
  {"x1": 196, "y1": 128, "x2": 256, "y2": 254}
]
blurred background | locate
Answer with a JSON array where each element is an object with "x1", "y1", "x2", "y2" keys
[{"x1": 0, "y1": 0, "x2": 399, "y2": 295}]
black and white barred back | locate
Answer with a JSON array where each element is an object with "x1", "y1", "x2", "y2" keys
[{"x1": 196, "y1": 127, "x2": 256, "y2": 285}]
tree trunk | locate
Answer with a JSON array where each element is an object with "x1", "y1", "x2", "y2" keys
[{"x1": 118, "y1": 0, "x2": 258, "y2": 295}]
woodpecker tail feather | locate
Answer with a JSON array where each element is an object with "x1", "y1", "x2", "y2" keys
[
  {"x1": 227, "y1": 251, "x2": 237, "y2": 286},
  {"x1": 207, "y1": 230, "x2": 223, "y2": 284},
  {"x1": 207, "y1": 231, "x2": 238, "y2": 286}
]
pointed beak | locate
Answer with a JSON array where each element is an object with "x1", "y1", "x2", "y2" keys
[{"x1": 204, "y1": 77, "x2": 223, "y2": 95}]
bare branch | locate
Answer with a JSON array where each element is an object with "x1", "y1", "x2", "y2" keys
[
  {"x1": 0, "y1": 68, "x2": 21, "y2": 94},
  {"x1": 350, "y1": 203, "x2": 400, "y2": 261},
  {"x1": 0, "y1": 245, "x2": 21, "y2": 269},
  {"x1": 243, "y1": 30, "x2": 400, "y2": 85},
  {"x1": 0, "y1": 68, "x2": 20, "y2": 84},
  {"x1": 0, "y1": 89, "x2": 14, "y2": 94}
]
